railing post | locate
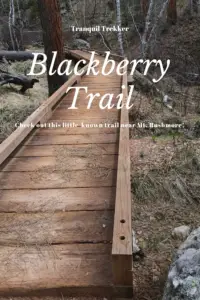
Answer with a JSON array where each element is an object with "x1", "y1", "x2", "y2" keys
[{"x1": 112, "y1": 64, "x2": 133, "y2": 288}]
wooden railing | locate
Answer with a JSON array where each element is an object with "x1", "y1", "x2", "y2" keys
[
  {"x1": 0, "y1": 63, "x2": 88, "y2": 166},
  {"x1": 112, "y1": 64, "x2": 133, "y2": 286}
]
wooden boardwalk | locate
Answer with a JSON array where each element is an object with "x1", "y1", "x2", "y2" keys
[{"x1": 0, "y1": 51, "x2": 133, "y2": 298}]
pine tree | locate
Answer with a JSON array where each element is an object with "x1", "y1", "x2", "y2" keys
[
  {"x1": 167, "y1": 0, "x2": 177, "y2": 24},
  {"x1": 37, "y1": 0, "x2": 67, "y2": 96},
  {"x1": 141, "y1": 0, "x2": 148, "y2": 17}
]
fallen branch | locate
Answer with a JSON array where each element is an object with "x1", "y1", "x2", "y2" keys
[
  {"x1": 0, "y1": 51, "x2": 44, "y2": 61},
  {"x1": 0, "y1": 72, "x2": 39, "y2": 93}
]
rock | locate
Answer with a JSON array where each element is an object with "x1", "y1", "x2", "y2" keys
[
  {"x1": 132, "y1": 230, "x2": 140, "y2": 254},
  {"x1": 72, "y1": 39, "x2": 90, "y2": 50},
  {"x1": 163, "y1": 227, "x2": 200, "y2": 300},
  {"x1": 172, "y1": 226, "x2": 191, "y2": 240},
  {"x1": 128, "y1": 75, "x2": 134, "y2": 84},
  {"x1": 193, "y1": 121, "x2": 200, "y2": 138},
  {"x1": 132, "y1": 230, "x2": 145, "y2": 260}
]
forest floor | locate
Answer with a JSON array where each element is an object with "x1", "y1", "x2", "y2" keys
[
  {"x1": 0, "y1": 58, "x2": 77, "y2": 143},
  {"x1": 0, "y1": 60, "x2": 48, "y2": 143},
  {"x1": 129, "y1": 86, "x2": 200, "y2": 299},
  {"x1": 128, "y1": 14, "x2": 200, "y2": 299}
]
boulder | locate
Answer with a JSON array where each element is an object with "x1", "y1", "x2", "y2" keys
[
  {"x1": 163, "y1": 227, "x2": 200, "y2": 300},
  {"x1": 72, "y1": 39, "x2": 90, "y2": 50},
  {"x1": 172, "y1": 225, "x2": 191, "y2": 240}
]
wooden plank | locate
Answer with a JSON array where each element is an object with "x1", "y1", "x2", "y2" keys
[
  {"x1": 2, "y1": 155, "x2": 118, "y2": 172},
  {"x1": 68, "y1": 49, "x2": 92, "y2": 61},
  {"x1": 0, "y1": 187, "x2": 115, "y2": 212},
  {"x1": 59, "y1": 100, "x2": 120, "y2": 107},
  {"x1": 0, "y1": 286, "x2": 133, "y2": 298},
  {"x1": 51, "y1": 109, "x2": 119, "y2": 120},
  {"x1": 112, "y1": 65, "x2": 133, "y2": 286},
  {"x1": 70, "y1": 49, "x2": 124, "y2": 61},
  {"x1": 14, "y1": 144, "x2": 118, "y2": 157},
  {"x1": 24, "y1": 134, "x2": 118, "y2": 146},
  {"x1": 0, "y1": 211, "x2": 113, "y2": 245},
  {"x1": 0, "y1": 64, "x2": 88, "y2": 166},
  {"x1": 0, "y1": 244, "x2": 113, "y2": 293},
  {"x1": 49, "y1": 118, "x2": 120, "y2": 125},
  {"x1": 59, "y1": 101, "x2": 120, "y2": 107},
  {"x1": 65, "y1": 85, "x2": 121, "y2": 89},
  {"x1": 12, "y1": 286, "x2": 134, "y2": 298},
  {"x1": 0, "y1": 169, "x2": 116, "y2": 189},
  {"x1": 78, "y1": 88, "x2": 121, "y2": 91},
  {"x1": 47, "y1": 107, "x2": 119, "y2": 114},
  {"x1": 80, "y1": 82, "x2": 121, "y2": 86},
  {"x1": 35, "y1": 127, "x2": 118, "y2": 135}
]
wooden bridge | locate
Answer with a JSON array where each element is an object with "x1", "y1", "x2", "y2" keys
[{"x1": 0, "y1": 50, "x2": 133, "y2": 299}]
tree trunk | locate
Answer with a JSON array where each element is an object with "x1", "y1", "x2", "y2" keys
[
  {"x1": 190, "y1": 0, "x2": 198, "y2": 14},
  {"x1": 16, "y1": 0, "x2": 24, "y2": 50},
  {"x1": 193, "y1": 0, "x2": 198, "y2": 13},
  {"x1": 167, "y1": 0, "x2": 177, "y2": 24},
  {"x1": 37, "y1": 0, "x2": 67, "y2": 96},
  {"x1": 9, "y1": 0, "x2": 15, "y2": 50},
  {"x1": 141, "y1": 0, "x2": 148, "y2": 17},
  {"x1": 115, "y1": 0, "x2": 125, "y2": 57}
]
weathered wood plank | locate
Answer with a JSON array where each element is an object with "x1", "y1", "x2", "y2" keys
[
  {"x1": 0, "y1": 211, "x2": 113, "y2": 245},
  {"x1": 59, "y1": 101, "x2": 120, "y2": 108},
  {"x1": 35, "y1": 127, "x2": 118, "y2": 135},
  {"x1": 2, "y1": 155, "x2": 118, "y2": 172},
  {"x1": 0, "y1": 169, "x2": 116, "y2": 189},
  {"x1": 48, "y1": 118, "x2": 119, "y2": 125},
  {"x1": 51, "y1": 109, "x2": 119, "y2": 120},
  {"x1": 0, "y1": 244, "x2": 113, "y2": 293},
  {"x1": 58, "y1": 103, "x2": 120, "y2": 109},
  {"x1": 14, "y1": 144, "x2": 118, "y2": 157},
  {"x1": 0, "y1": 187, "x2": 115, "y2": 212},
  {"x1": 24, "y1": 134, "x2": 118, "y2": 146}
]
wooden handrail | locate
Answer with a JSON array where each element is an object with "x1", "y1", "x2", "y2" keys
[
  {"x1": 0, "y1": 63, "x2": 88, "y2": 166},
  {"x1": 112, "y1": 64, "x2": 133, "y2": 286}
]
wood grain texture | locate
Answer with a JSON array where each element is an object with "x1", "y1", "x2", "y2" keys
[
  {"x1": 0, "y1": 169, "x2": 116, "y2": 189},
  {"x1": 35, "y1": 127, "x2": 118, "y2": 135},
  {"x1": 0, "y1": 187, "x2": 115, "y2": 212},
  {"x1": 111, "y1": 65, "x2": 133, "y2": 285},
  {"x1": 14, "y1": 144, "x2": 118, "y2": 157},
  {"x1": 0, "y1": 211, "x2": 113, "y2": 245},
  {"x1": 51, "y1": 109, "x2": 119, "y2": 120},
  {"x1": 0, "y1": 244, "x2": 112, "y2": 292},
  {"x1": 2, "y1": 155, "x2": 118, "y2": 172},
  {"x1": 24, "y1": 134, "x2": 118, "y2": 146},
  {"x1": 49, "y1": 118, "x2": 119, "y2": 124}
]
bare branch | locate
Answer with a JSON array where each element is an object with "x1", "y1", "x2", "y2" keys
[
  {"x1": 148, "y1": 0, "x2": 169, "y2": 44},
  {"x1": 127, "y1": 5, "x2": 142, "y2": 44},
  {"x1": 97, "y1": 32, "x2": 112, "y2": 51},
  {"x1": 69, "y1": 0, "x2": 79, "y2": 27}
]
